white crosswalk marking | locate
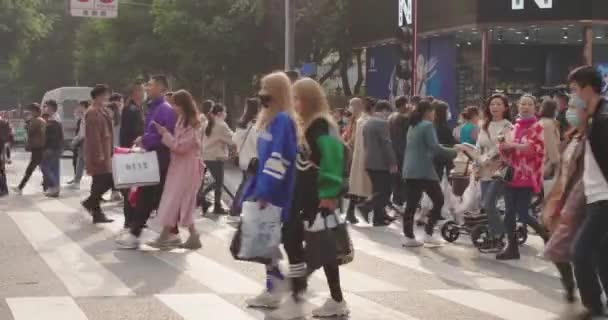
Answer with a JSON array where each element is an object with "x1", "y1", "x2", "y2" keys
[
  {"x1": 310, "y1": 293, "x2": 421, "y2": 320},
  {"x1": 198, "y1": 218, "x2": 407, "y2": 293},
  {"x1": 429, "y1": 289, "x2": 557, "y2": 320},
  {"x1": 157, "y1": 294, "x2": 257, "y2": 320},
  {"x1": 8, "y1": 211, "x2": 134, "y2": 297},
  {"x1": 154, "y1": 251, "x2": 263, "y2": 294},
  {"x1": 0, "y1": 155, "x2": 573, "y2": 320},
  {"x1": 7, "y1": 297, "x2": 89, "y2": 320}
]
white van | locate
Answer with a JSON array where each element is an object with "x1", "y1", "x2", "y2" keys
[{"x1": 41, "y1": 87, "x2": 92, "y2": 150}]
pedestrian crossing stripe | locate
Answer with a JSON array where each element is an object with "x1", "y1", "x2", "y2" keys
[
  {"x1": 157, "y1": 294, "x2": 256, "y2": 320},
  {"x1": 8, "y1": 211, "x2": 134, "y2": 297},
  {"x1": 7, "y1": 297, "x2": 89, "y2": 320},
  {"x1": 2, "y1": 195, "x2": 569, "y2": 320},
  {"x1": 429, "y1": 289, "x2": 557, "y2": 320}
]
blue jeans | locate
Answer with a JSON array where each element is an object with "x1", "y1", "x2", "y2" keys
[
  {"x1": 41, "y1": 149, "x2": 62, "y2": 189},
  {"x1": 503, "y1": 186, "x2": 543, "y2": 234},
  {"x1": 572, "y1": 201, "x2": 608, "y2": 314},
  {"x1": 480, "y1": 180, "x2": 506, "y2": 238}
]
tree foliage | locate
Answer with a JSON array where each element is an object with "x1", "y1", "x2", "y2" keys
[{"x1": 2, "y1": 0, "x2": 364, "y2": 106}]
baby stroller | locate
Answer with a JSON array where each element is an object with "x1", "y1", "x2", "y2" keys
[{"x1": 440, "y1": 145, "x2": 528, "y2": 250}]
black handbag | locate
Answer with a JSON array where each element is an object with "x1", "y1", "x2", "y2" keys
[
  {"x1": 304, "y1": 210, "x2": 354, "y2": 272},
  {"x1": 492, "y1": 163, "x2": 514, "y2": 182}
]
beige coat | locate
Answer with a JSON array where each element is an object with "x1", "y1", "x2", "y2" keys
[
  {"x1": 539, "y1": 117, "x2": 561, "y2": 177},
  {"x1": 202, "y1": 120, "x2": 234, "y2": 161},
  {"x1": 348, "y1": 113, "x2": 372, "y2": 198}
]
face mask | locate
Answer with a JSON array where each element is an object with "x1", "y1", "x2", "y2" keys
[
  {"x1": 566, "y1": 109, "x2": 580, "y2": 128},
  {"x1": 569, "y1": 95, "x2": 586, "y2": 110}
]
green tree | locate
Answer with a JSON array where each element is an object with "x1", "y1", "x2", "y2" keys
[
  {"x1": 74, "y1": 0, "x2": 171, "y2": 91},
  {"x1": 0, "y1": 0, "x2": 53, "y2": 104}
]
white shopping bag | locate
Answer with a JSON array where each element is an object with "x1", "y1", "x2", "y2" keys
[
  {"x1": 455, "y1": 175, "x2": 481, "y2": 216},
  {"x1": 112, "y1": 151, "x2": 161, "y2": 189},
  {"x1": 441, "y1": 175, "x2": 459, "y2": 217},
  {"x1": 238, "y1": 201, "x2": 283, "y2": 260}
]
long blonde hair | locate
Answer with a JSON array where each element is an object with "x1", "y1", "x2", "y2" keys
[
  {"x1": 256, "y1": 72, "x2": 297, "y2": 131},
  {"x1": 292, "y1": 77, "x2": 338, "y2": 134}
]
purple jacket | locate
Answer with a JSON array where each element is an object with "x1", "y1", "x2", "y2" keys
[{"x1": 143, "y1": 97, "x2": 177, "y2": 173}]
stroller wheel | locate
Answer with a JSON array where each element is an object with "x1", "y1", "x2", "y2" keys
[
  {"x1": 471, "y1": 225, "x2": 490, "y2": 249},
  {"x1": 441, "y1": 221, "x2": 460, "y2": 243},
  {"x1": 516, "y1": 224, "x2": 528, "y2": 245}
]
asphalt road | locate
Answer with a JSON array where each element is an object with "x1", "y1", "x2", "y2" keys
[{"x1": 0, "y1": 151, "x2": 587, "y2": 320}]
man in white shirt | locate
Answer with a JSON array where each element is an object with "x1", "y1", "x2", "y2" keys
[{"x1": 569, "y1": 65, "x2": 608, "y2": 319}]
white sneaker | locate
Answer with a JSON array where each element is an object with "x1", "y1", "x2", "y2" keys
[
  {"x1": 245, "y1": 289, "x2": 282, "y2": 309},
  {"x1": 269, "y1": 296, "x2": 306, "y2": 320},
  {"x1": 402, "y1": 237, "x2": 424, "y2": 248},
  {"x1": 311, "y1": 298, "x2": 349, "y2": 318},
  {"x1": 11, "y1": 187, "x2": 22, "y2": 195},
  {"x1": 423, "y1": 233, "x2": 445, "y2": 247},
  {"x1": 115, "y1": 232, "x2": 140, "y2": 249}
]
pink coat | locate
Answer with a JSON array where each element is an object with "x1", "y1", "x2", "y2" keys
[
  {"x1": 500, "y1": 117, "x2": 545, "y2": 193},
  {"x1": 157, "y1": 121, "x2": 204, "y2": 227}
]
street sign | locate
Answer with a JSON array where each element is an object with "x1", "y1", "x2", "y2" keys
[{"x1": 70, "y1": 0, "x2": 118, "y2": 19}]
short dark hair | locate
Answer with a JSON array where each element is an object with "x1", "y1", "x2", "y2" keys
[
  {"x1": 151, "y1": 75, "x2": 170, "y2": 90},
  {"x1": 568, "y1": 65, "x2": 603, "y2": 94},
  {"x1": 410, "y1": 100, "x2": 435, "y2": 127},
  {"x1": 540, "y1": 99, "x2": 558, "y2": 118},
  {"x1": 28, "y1": 103, "x2": 41, "y2": 114},
  {"x1": 45, "y1": 99, "x2": 58, "y2": 112},
  {"x1": 285, "y1": 70, "x2": 300, "y2": 83},
  {"x1": 395, "y1": 96, "x2": 409, "y2": 110},
  {"x1": 374, "y1": 100, "x2": 392, "y2": 113},
  {"x1": 91, "y1": 84, "x2": 111, "y2": 99},
  {"x1": 410, "y1": 95, "x2": 422, "y2": 107},
  {"x1": 364, "y1": 96, "x2": 377, "y2": 113},
  {"x1": 109, "y1": 93, "x2": 123, "y2": 102},
  {"x1": 79, "y1": 100, "x2": 90, "y2": 109},
  {"x1": 462, "y1": 106, "x2": 480, "y2": 120}
]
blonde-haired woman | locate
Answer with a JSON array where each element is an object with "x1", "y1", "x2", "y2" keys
[
  {"x1": 241, "y1": 72, "x2": 299, "y2": 313},
  {"x1": 268, "y1": 78, "x2": 348, "y2": 319}
]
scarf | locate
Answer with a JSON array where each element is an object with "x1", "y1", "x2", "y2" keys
[{"x1": 514, "y1": 116, "x2": 537, "y2": 141}]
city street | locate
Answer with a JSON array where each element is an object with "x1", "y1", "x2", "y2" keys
[{"x1": 0, "y1": 151, "x2": 586, "y2": 320}]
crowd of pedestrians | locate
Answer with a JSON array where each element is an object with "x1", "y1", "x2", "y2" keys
[{"x1": 3, "y1": 65, "x2": 608, "y2": 319}]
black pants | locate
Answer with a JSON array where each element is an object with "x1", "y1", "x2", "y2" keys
[
  {"x1": 403, "y1": 179, "x2": 444, "y2": 237},
  {"x1": 391, "y1": 173, "x2": 406, "y2": 207},
  {"x1": 572, "y1": 200, "x2": 608, "y2": 314},
  {"x1": 555, "y1": 262, "x2": 575, "y2": 292},
  {"x1": 18, "y1": 148, "x2": 44, "y2": 190},
  {"x1": 120, "y1": 189, "x2": 135, "y2": 228},
  {"x1": 367, "y1": 170, "x2": 392, "y2": 224},
  {"x1": 130, "y1": 173, "x2": 166, "y2": 237},
  {"x1": 203, "y1": 160, "x2": 225, "y2": 209},
  {"x1": 72, "y1": 147, "x2": 78, "y2": 174},
  {"x1": 83, "y1": 173, "x2": 114, "y2": 212},
  {"x1": 503, "y1": 186, "x2": 544, "y2": 235},
  {"x1": 282, "y1": 209, "x2": 344, "y2": 302}
]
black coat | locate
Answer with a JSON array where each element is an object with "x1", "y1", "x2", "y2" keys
[{"x1": 119, "y1": 104, "x2": 144, "y2": 148}]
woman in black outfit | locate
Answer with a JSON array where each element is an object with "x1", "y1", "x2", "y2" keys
[
  {"x1": 432, "y1": 100, "x2": 457, "y2": 179},
  {"x1": 118, "y1": 83, "x2": 145, "y2": 230}
]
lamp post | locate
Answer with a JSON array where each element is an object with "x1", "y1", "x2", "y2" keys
[{"x1": 285, "y1": 0, "x2": 295, "y2": 71}]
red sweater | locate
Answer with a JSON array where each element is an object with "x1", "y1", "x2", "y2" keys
[{"x1": 500, "y1": 117, "x2": 545, "y2": 193}]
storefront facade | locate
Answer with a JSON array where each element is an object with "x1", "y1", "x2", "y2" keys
[{"x1": 354, "y1": 0, "x2": 608, "y2": 114}]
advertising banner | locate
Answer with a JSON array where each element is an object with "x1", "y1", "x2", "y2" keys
[
  {"x1": 417, "y1": 36, "x2": 458, "y2": 119},
  {"x1": 366, "y1": 44, "x2": 399, "y2": 100}
]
